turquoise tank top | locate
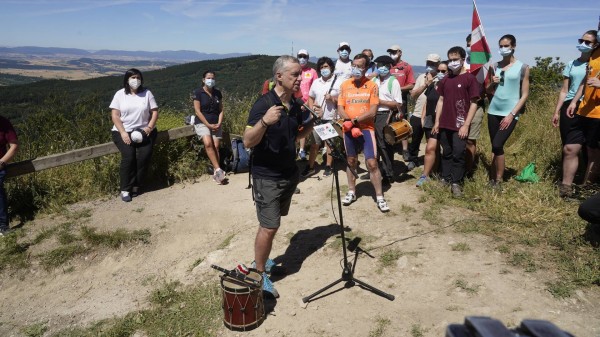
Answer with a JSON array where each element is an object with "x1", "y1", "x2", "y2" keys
[{"x1": 488, "y1": 60, "x2": 525, "y2": 117}]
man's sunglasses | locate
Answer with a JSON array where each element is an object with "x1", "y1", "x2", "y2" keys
[{"x1": 339, "y1": 47, "x2": 351, "y2": 52}]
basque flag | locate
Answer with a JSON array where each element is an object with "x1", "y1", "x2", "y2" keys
[{"x1": 470, "y1": 0, "x2": 492, "y2": 86}]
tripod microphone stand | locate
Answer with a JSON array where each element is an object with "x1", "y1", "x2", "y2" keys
[{"x1": 301, "y1": 105, "x2": 394, "y2": 303}]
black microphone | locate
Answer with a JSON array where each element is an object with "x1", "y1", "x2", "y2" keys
[
  {"x1": 302, "y1": 103, "x2": 322, "y2": 124},
  {"x1": 211, "y1": 264, "x2": 260, "y2": 288}
]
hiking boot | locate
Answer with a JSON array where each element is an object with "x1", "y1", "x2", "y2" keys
[
  {"x1": 323, "y1": 166, "x2": 332, "y2": 177},
  {"x1": 213, "y1": 168, "x2": 226, "y2": 184},
  {"x1": 261, "y1": 272, "x2": 279, "y2": 298},
  {"x1": 451, "y1": 183, "x2": 463, "y2": 198},
  {"x1": 301, "y1": 166, "x2": 316, "y2": 178},
  {"x1": 559, "y1": 184, "x2": 574, "y2": 198},
  {"x1": 377, "y1": 198, "x2": 390, "y2": 212},
  {"x1": 121, "y1": 191, "x2": 132, "y2": 202},
  {"x1": 406, "y1": 161, "x2": 416, "y2": 171},
  {"x1": 299, "y1": 150, "x2": 307, "y2": 161},
  {"x1": 416, "y1": 175, "x2": 428, "y2": 187},
  {"x1": 342, "y1": 192, "x2": 356, "y2": 206}
]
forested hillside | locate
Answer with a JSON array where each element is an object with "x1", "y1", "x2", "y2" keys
[{"x1": 0, "y1": 54, "x2": 278, "y2": 124}]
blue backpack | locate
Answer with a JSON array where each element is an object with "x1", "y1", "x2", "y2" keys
[{"x1": 231, "y1": 138, "x2": 250, "y2": 173}]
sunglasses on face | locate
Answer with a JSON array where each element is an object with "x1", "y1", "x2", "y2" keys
[
  {"x1": 339, "y1": 47, "x2": 350, "y2": 52},
  {"x1": 388, "y1": 50, "x2": 400, "y2": 55},
  {"x1": 298, "y1": 54, "x2": 308, "y2": 59},
  {"x1": 438, "y1": 69, "x2": 447, "y2": 73},
  {"x1": 578, "y1": 39, "x2": 594, "y2": 46}
]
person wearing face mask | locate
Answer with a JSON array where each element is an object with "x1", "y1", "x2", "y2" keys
[
  {"x1": 464, "y1": 33, "x2": 486, "y2": 177},
  {"x1": 303, "y1": 57, "x2": 341, "y2": 177},
  {"x1": 407, "y1": 54, "x2": 441, "y2": 171},
  {"x1": 433, "y1": 47, "x2": 481, "y2": 197},
  {"x1": 552, "y1": 30, "x2": 598, "y2": 198},
  {"x1": 568, "y1": 29, "x2": 600, "y2": 185},
  {"x1": 416, "y1": 61, "x2": 448, "y2": 187},
  {"x1": 110, "y1": 68, "x2": 159, "y2": 202},
  {"x1": 296, "y1": 49, "x2": 318, "y2": 161},
  {"x1": 486, "y1": 34, "x2": 530, "y2": 188},
  {"x1": 334, "y1": 42, "x2": 353, "y2": 80},
  {"x1": 387, "y1": 44, "x2": 415, "y2": 161},
  {"x1": 363, "y1": 48, "x2": 378, "y2": 79},
  {"x1": 192, "y1": 70, "x2": 226, "y2": 184},
  {"x1": 372, "y1": 55, "x2": 402, "y2": 185},
  {"x1": 338, "y1": 53, "x2": 389, "y2": 212}
]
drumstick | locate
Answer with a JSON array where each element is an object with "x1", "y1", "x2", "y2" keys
[{"x1": 211, "y1": 264, "x2": 261, "y2": 288}]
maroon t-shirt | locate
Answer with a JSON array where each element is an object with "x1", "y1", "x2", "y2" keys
[
  {"x1": 0, "y1": 116, "x2": 17, "y2": 159},
  {"x1": 437, "y1": 72, "x2": 481, "y2": 131}
]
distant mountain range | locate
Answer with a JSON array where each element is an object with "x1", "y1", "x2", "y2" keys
[{"x1": 0, "y1": 46, "x2": 250, "y2": 62}]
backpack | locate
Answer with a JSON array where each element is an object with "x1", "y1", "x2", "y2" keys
[
  {"x1": 231, "y1": 138, "x2": 251, "y2": 173},
  {"x1": 371, "y1": 76, "x2": 398, "y2": 93}
]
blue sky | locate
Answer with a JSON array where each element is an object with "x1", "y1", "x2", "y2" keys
[{"x1": 0, "y1": 0, "x2": 597, "y2": 67}]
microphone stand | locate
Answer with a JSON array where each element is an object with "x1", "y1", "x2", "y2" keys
[{"x1": 301, "y1": 105, "x2": 394, "y2": 303}]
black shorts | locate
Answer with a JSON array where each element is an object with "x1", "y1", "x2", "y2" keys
[
  {"x1": 581, "y1": 115, "x2": 600, "y2": 149},
  {"x1": 559, "y1": 100, "x2": 584, "y2": 146},
  {"x1": 252, "y1": 171, "x2": 299, "y2": 229}
]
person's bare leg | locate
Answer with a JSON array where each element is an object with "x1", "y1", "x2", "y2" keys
[
  {"x1": 204, "y1": 135, "x2": 220, "y2": 170},
  {"x1": 213, "y1": 137, "x2": 221, "y2": 163},
  {"x1": 423, "y1": 138, "x2": 438, "y2": 177},
  {"x1": 346, "y1": 156, "x2": 357, "y2": 192},
  {"x1": 562, "y1": 144, "x2": 582, "y2": 185},
  {"x1": 367, "y1": 158, "x2": 383, "y2": 197},
  {"x1": 307, "y1": 144, "x2": 319, "y2": 169},
  {"x1": 585, "y1": 147, "x2": 600, "y2": 184},
  {"x1": 495, "y1": 154, "x2": 505, "y2": 182},
  {"x1": 254, "y1": 226, "x2": 278, "y2": 272}
]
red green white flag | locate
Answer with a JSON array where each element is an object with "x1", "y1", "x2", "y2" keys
[{"x1": 470, "y1": 0, "x2": 492, "y2": 85}]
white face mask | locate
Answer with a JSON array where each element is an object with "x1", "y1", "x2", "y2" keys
[
  {"x1": 499, "y1": 47, "x2": 512, "y2": 57},
  {"x1": 128, "y1": 78, "x2": 141, "y2": 90},
  {"x1": 389, "y1": 53, "x2": 399, "y2": 61},
  {"x1": 448, "y1": 60, "x2": 462, "y2": 71},
  {"x1": 204, "y1": 78, "x2": 215, "y2": 88}
]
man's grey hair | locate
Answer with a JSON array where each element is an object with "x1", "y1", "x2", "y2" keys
[{"x1": 273, "y1": 55, "x2": 299, "y2": 77}]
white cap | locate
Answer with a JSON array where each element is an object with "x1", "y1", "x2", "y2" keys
[
  {"x1": 297, "y1": 49, "x2": 308, "y2": 56},
  {"x1": 338, "y1": 42, "x2": 350, "y2": 50},
  {"x1": 426, "y1": 54, "x2": 441, "y2": 62},
  {"x1": 131, "y1": 130, "x2": 144, "y2": 143}
]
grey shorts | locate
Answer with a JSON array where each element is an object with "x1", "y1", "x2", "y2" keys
[
  {"x1": 468, "y1": 105, "x2": 484, "y2": 140},
  {"x1": 253, "y1": 172, "x2": 300, "y2": 229},
  {"x1": 194, "y1": 123, "x2": 223, "y2": 139}
]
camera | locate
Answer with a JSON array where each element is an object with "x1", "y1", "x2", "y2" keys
[{"x1": 446, "y1": 316, "x2": 574, "y2": 337}]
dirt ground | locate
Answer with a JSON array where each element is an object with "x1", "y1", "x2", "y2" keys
[{"x1": 0, "y1": 154, "x2": 599, "y2": 337}]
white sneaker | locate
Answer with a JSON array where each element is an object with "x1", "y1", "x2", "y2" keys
[
  {"x1": 213, "y1": 168, "x2": 225, "y2": 184},
  {"x1": 342, "y1": 192, "x2": 356, "y2": 206},
  {"x1": 377, "y1": 199, "x2": 390, "y2": 212}
]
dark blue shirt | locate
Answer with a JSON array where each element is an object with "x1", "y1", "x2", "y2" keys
[
  {"x1": 246, "y1": 90, "x2": 307, "y2": 180},
  {"x1": 192, "y1": 87, "x2": 222, "y2": 124}
]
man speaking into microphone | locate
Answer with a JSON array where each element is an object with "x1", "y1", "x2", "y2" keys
[{"x1": 243, "y1": 55, "x2": 313, "y2": 298}]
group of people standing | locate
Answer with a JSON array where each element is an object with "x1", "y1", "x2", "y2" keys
[{"x1": 104, "y1": 31, "x2": 600, "y2": 299}]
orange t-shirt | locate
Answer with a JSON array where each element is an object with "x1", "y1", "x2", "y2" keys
[
  {"x1": 338, "y1": 77, "x2": 379, "y2": 130},
  {"x1": 578, "y1": 48, "x2": 600, "y2": 119}
]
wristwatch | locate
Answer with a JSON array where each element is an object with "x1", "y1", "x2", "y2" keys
[{"x1": 510, "y1": 111, "x2": 517, "y2": 117}]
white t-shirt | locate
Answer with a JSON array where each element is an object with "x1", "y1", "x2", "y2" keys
[
  {"x1": 374, "y1": 75, "x2": 402, "y2": 112},
  {"x1": 109, "y1": 88, "x2": 158, "y2": 132},
  {"x1": 334, "y1": 59, "x2": 353, "y2": 80},
  {"x1": 411, "y1": 73, "x2": 427, "y2": 118},
  {"x1": 308, "y1": 75, "x2": 342, "y2": 121}
]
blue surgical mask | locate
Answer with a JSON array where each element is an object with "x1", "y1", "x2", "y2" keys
[
  {"x1": 339, "y1": 50, "x2": 349, "y2": 59},
  {"x1": 499, "y1": 47, "x2": 512, "y2": 57},
  {"x1": 425, "y1": 66, "x2": 433, "y2": 73},
  {"x1": 435, "y1": 72, "x2": 446, "y2": 80},
  {"x1": 576, "y1": 43, "x2": 593, "y2": 53},
  {"x1": 377, "y1": 66, "x2": 390, "y2": 77},
  {"x1": 320, "y1": 68, "x2": 331, "y2": 78},
  {"x1": 204, "y1": 78, "x2": 215, "y2": 88},
  {"x1": 298, "y1": 57, "x2": 308, "y2": 66},
  {"x1": 351, "y1": 67, "x2": 363, "y2": 79}
]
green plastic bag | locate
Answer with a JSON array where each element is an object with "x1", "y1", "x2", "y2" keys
[{"x1": 514, "y1": 162, "x2": 539, "y2": 183}]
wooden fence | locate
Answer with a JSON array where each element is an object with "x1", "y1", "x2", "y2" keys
[{"x1": 6, "y1": 126, "x2": 197, "y2": 178}]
